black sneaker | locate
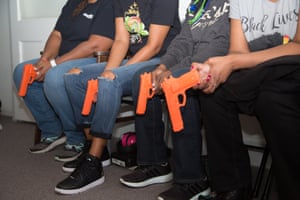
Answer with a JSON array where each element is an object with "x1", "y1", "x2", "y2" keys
[
  {"x1": 62, "y1": 145, "x2": 111, "y2": 173},
  {"x1": 55, "y1": 154, "x2": 104, "y2": 195},
  {"x1": 157, "y1": 178, "x2": 211, "y2": 200},
  {"x1": 29, "y1": 135, "x2": 66, "y2": 154},
  {"x1": 199, "y1": 188, "x2": 251, "y2": 200},
  {"x1": 120, "y1": 163, "x2": 173, "y2": 188}
]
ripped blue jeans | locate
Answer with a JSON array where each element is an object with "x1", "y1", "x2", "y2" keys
[
  {"x1": 64, "y1": 58, "x2": 160, "y2": 139},
  {"x1": 13, "y1": 58, "x2": 96, "y2": 145}
]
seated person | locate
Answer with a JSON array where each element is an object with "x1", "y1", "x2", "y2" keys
[
  {"x1": 54, "y1": 0, "x2": 181, "y2": 195},
  {"x1": 120, "y1": 0, "x2": 230, "y2": 199},
  {"x1": 13, "y1": 0, "x2": 115, "y2": 162},
  {"x1": 193, "y1": 0, "x2": 300, "y2": 199}
]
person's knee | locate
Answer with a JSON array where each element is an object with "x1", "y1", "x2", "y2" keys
[
  {"x1": 66, "y1": 67, "x2": 82, "y2": 74},
  {"x1": 256, "y1": 91, "x2": 278, "y2": 110},
  {"x1": 44, "y1": 68, "x2": 66, "y2": 93},
  {"x1": 63, "y1": 69, "x2": 83, "y2": 91}
]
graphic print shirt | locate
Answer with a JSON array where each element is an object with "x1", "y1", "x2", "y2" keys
[
  {"x1": 230, "y1": 0, "x2": 299, "y2": 42},
  {"x1": 113, "y1": 0, "x2": 181, "y2": 56}
]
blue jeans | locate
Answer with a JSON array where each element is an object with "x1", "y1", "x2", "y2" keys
[
  {"x1": 132, "y1": 66, "x2": 206, "y2": 183},
  {"x1": 13, "y1": 58, "x2": 96, "y2": 145},
  {"x1": 64, "y1": 58, "x2": 160, "y2": 139}
]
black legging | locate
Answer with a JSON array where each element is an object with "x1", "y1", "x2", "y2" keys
[{"x1": 200, "y1": 55, "x2": 300, "y2": 199}]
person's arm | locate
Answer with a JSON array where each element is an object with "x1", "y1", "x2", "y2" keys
[
  {"x1": 40, "y1": 30, "x2": 62, "y2": 61},
  {"x1": 33, "y1": 30, "x2": 62, "y2": 81},
  {"x1": 102, "y1": 19, "x2": 171, "y2": 79},
  {"x1": 125, "y1": 24, "x2": 170, "y2": 65},
  {"x1": 160, "y1": 22, "x2": 194, "y2": 70},
  {"x1": 197, "y1": 17, "x2": 300, "y2": 93},
  {"x1": 104, "y1": 17, "x2": 131, "y2": 70},
  {"x1": 227, "y1": 18, "x2": 300, "y2": 70},
  {"x1": 55, "y1": 34, "x2": 113, "y2": 65}
]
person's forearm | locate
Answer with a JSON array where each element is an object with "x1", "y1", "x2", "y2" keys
[
  {"x1": 230, "y1": 41, "x2": 300, "y2": 71},
  {"x1": 41, "y1": 31, "x2": 61, "y2": 61},
  {"x1": 55, "y1": 35, "x2": 113, "y2": 65},
  {"x1": 105, "y1": 40, "x2": 129, "y2": 69},
  {"x1": 56, "y1": 41, "x2": 95, "y2": 64},
  {"x1": 125, "y1": 43, "x2": 162, "y2": 65}
]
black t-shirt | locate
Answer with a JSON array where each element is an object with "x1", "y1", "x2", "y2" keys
[
  {"x1": 55, "y1": 0, "x2": 115, "y2": 56},
  {"x1": 113, "y1": 0, "x2": 181, "y2": 56}
]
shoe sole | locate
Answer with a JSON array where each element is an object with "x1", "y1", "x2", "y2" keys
[
  {"x1": 62, "y1": 159, "x2": 112, "y2": 173},
  {"x1": 54, "y1": 176, "x2": 105, "y2": 195},
  {"x1": 190, "y1": 187, "x2": 211, "y2": 200},
  {"x1": 120, "y1": 173, "x2": 173, "y2": 188},
  {"x1": 54, "y1": 152, "x2": 82, "y2": 162},
  {"x1": 157, "y1": 187, "x2": 211, "y2": 200},
  {"x1": 29, "y1": 136, "x2": 66, "y2": 154}
]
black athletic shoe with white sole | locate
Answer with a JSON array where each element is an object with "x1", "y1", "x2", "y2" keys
[
  {"x1": 62, "y1": 145, "x2": 111, "y2": 173},
  {"x1": 120, "y1": 163, "x2": 173, "y2": 188},
  {"x1": 55, "y1": 154, "x2": 104, "y2": 195},
  {"x1": 157, "y1": 178, "x2": 211, "y2": 200}
]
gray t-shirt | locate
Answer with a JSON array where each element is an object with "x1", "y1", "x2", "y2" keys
[
  {"x1": 230, "y1": 0, "x2": 299, "y2": 42},
  {"x1": 160, "y1": 0, "x2": 230, "y2": 71}
]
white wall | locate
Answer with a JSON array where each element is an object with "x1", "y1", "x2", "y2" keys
[{"x1": 0, "y1": 0, "x2": 13, "y2": 116}]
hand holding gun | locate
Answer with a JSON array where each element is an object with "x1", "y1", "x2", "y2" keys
[
  {"x1": 18, "y1": 64, "x2": 38, "y2": 97},
  {"x1": 81, "y1": 79, "x2": 98, "y2": 115},
  {"x1": 136, "y1": 72, "x2": 155, "y2": 115},
  {"x1": 161, "y1": 69, "x2": 200, "y2": 132}
]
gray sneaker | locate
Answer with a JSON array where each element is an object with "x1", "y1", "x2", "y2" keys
[
  {"x1": 29, "y1": 136, "x2": 66, "y2": 154},
  {"x1": 54, "y1": 143, "x2": 84, "y2": 162}
]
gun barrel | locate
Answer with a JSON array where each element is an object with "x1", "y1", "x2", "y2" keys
[
  {"x1": 136, "y1": 72, "x2": 154, "y2": 114},
  {"x1": 81, "y1": 79, "x2": 98, "y2": 115}
]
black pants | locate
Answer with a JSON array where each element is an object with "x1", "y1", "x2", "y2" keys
[
  {"x1": 200, "y1": 55, "x2": 300, "y2": 200},
  {"x1": 132, "y1": 66, "x2": 206, "y2": 183}
]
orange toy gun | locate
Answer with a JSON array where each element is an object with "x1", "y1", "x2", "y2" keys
[
  {"x1": 136, "y1": 72, "x2": 155, "y2": 114},
  {"x1": 161, "y1": 69, "x2": 200, "y2": 132},
  {"x1": 81, "y1": 79, "x2": 98, "y2": 115},
  {"x1": 18, "y1": 64, "x2": 38, "y2": 97}
]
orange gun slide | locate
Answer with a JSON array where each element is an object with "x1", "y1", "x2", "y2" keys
[
  {"x1": 136, "y1": 72, "x2": 155, "y2": 115},
  {"x1": 18, "y1": 64, "x2": 38, "y2": 97},
  {"x1": 161, "y1": 69, "x2": 200, "y2": 132},
  {"x1": 81, "y1": 79, "x2": 98, "y2": 115}
]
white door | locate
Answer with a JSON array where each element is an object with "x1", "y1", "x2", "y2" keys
[{"x1": 10, "y1": 0, "x2": 67, "y2": 122}]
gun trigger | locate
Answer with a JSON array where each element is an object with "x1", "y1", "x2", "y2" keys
[{"x1": 178, "y1": 93, "x2": 186, "y2": 107}]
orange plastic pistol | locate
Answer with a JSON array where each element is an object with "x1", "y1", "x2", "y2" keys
[
  {"x1": 18, "y1": 64, "x2": 38, "y2": 97},
  {"x1": 81, "y1": 79, "x2": 98, "y2": 115},
  {"x1": 161, "y1": 69, "x2": 200, "y2": 132},
  {"x1": 136, "y1": 72, "x2": 155, "y2": 114}
]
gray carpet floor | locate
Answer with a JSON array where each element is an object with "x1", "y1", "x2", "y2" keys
[{"x1": 0, "y1": 115, "x2": 278, "y2": 200}]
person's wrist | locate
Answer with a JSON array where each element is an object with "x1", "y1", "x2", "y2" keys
[
  {"x1": 157, "y1": 64, "x2": 167, "y2": 71},
  {"x1": 50, "y1": 59, "x2": 57, "y2": 67},
  {"x1": 41, "y1": 57, "x2": 48, "y2": 62}
]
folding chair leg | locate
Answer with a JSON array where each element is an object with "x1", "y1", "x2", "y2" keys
[{"x1": 253, "y1": 147, "x2": 270, "y2": 198}]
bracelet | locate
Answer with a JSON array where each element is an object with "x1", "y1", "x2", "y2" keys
[{"x1": 50, "y1": 59, "x2": 57, "y2": 67}]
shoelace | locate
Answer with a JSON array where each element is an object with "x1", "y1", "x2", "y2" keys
[
  {"x1": 140, "y1": 165, "x2": 166, "y2": 177},
  {"x1": 176, "y1": 178, "x2": 209, "y2": 195}
]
